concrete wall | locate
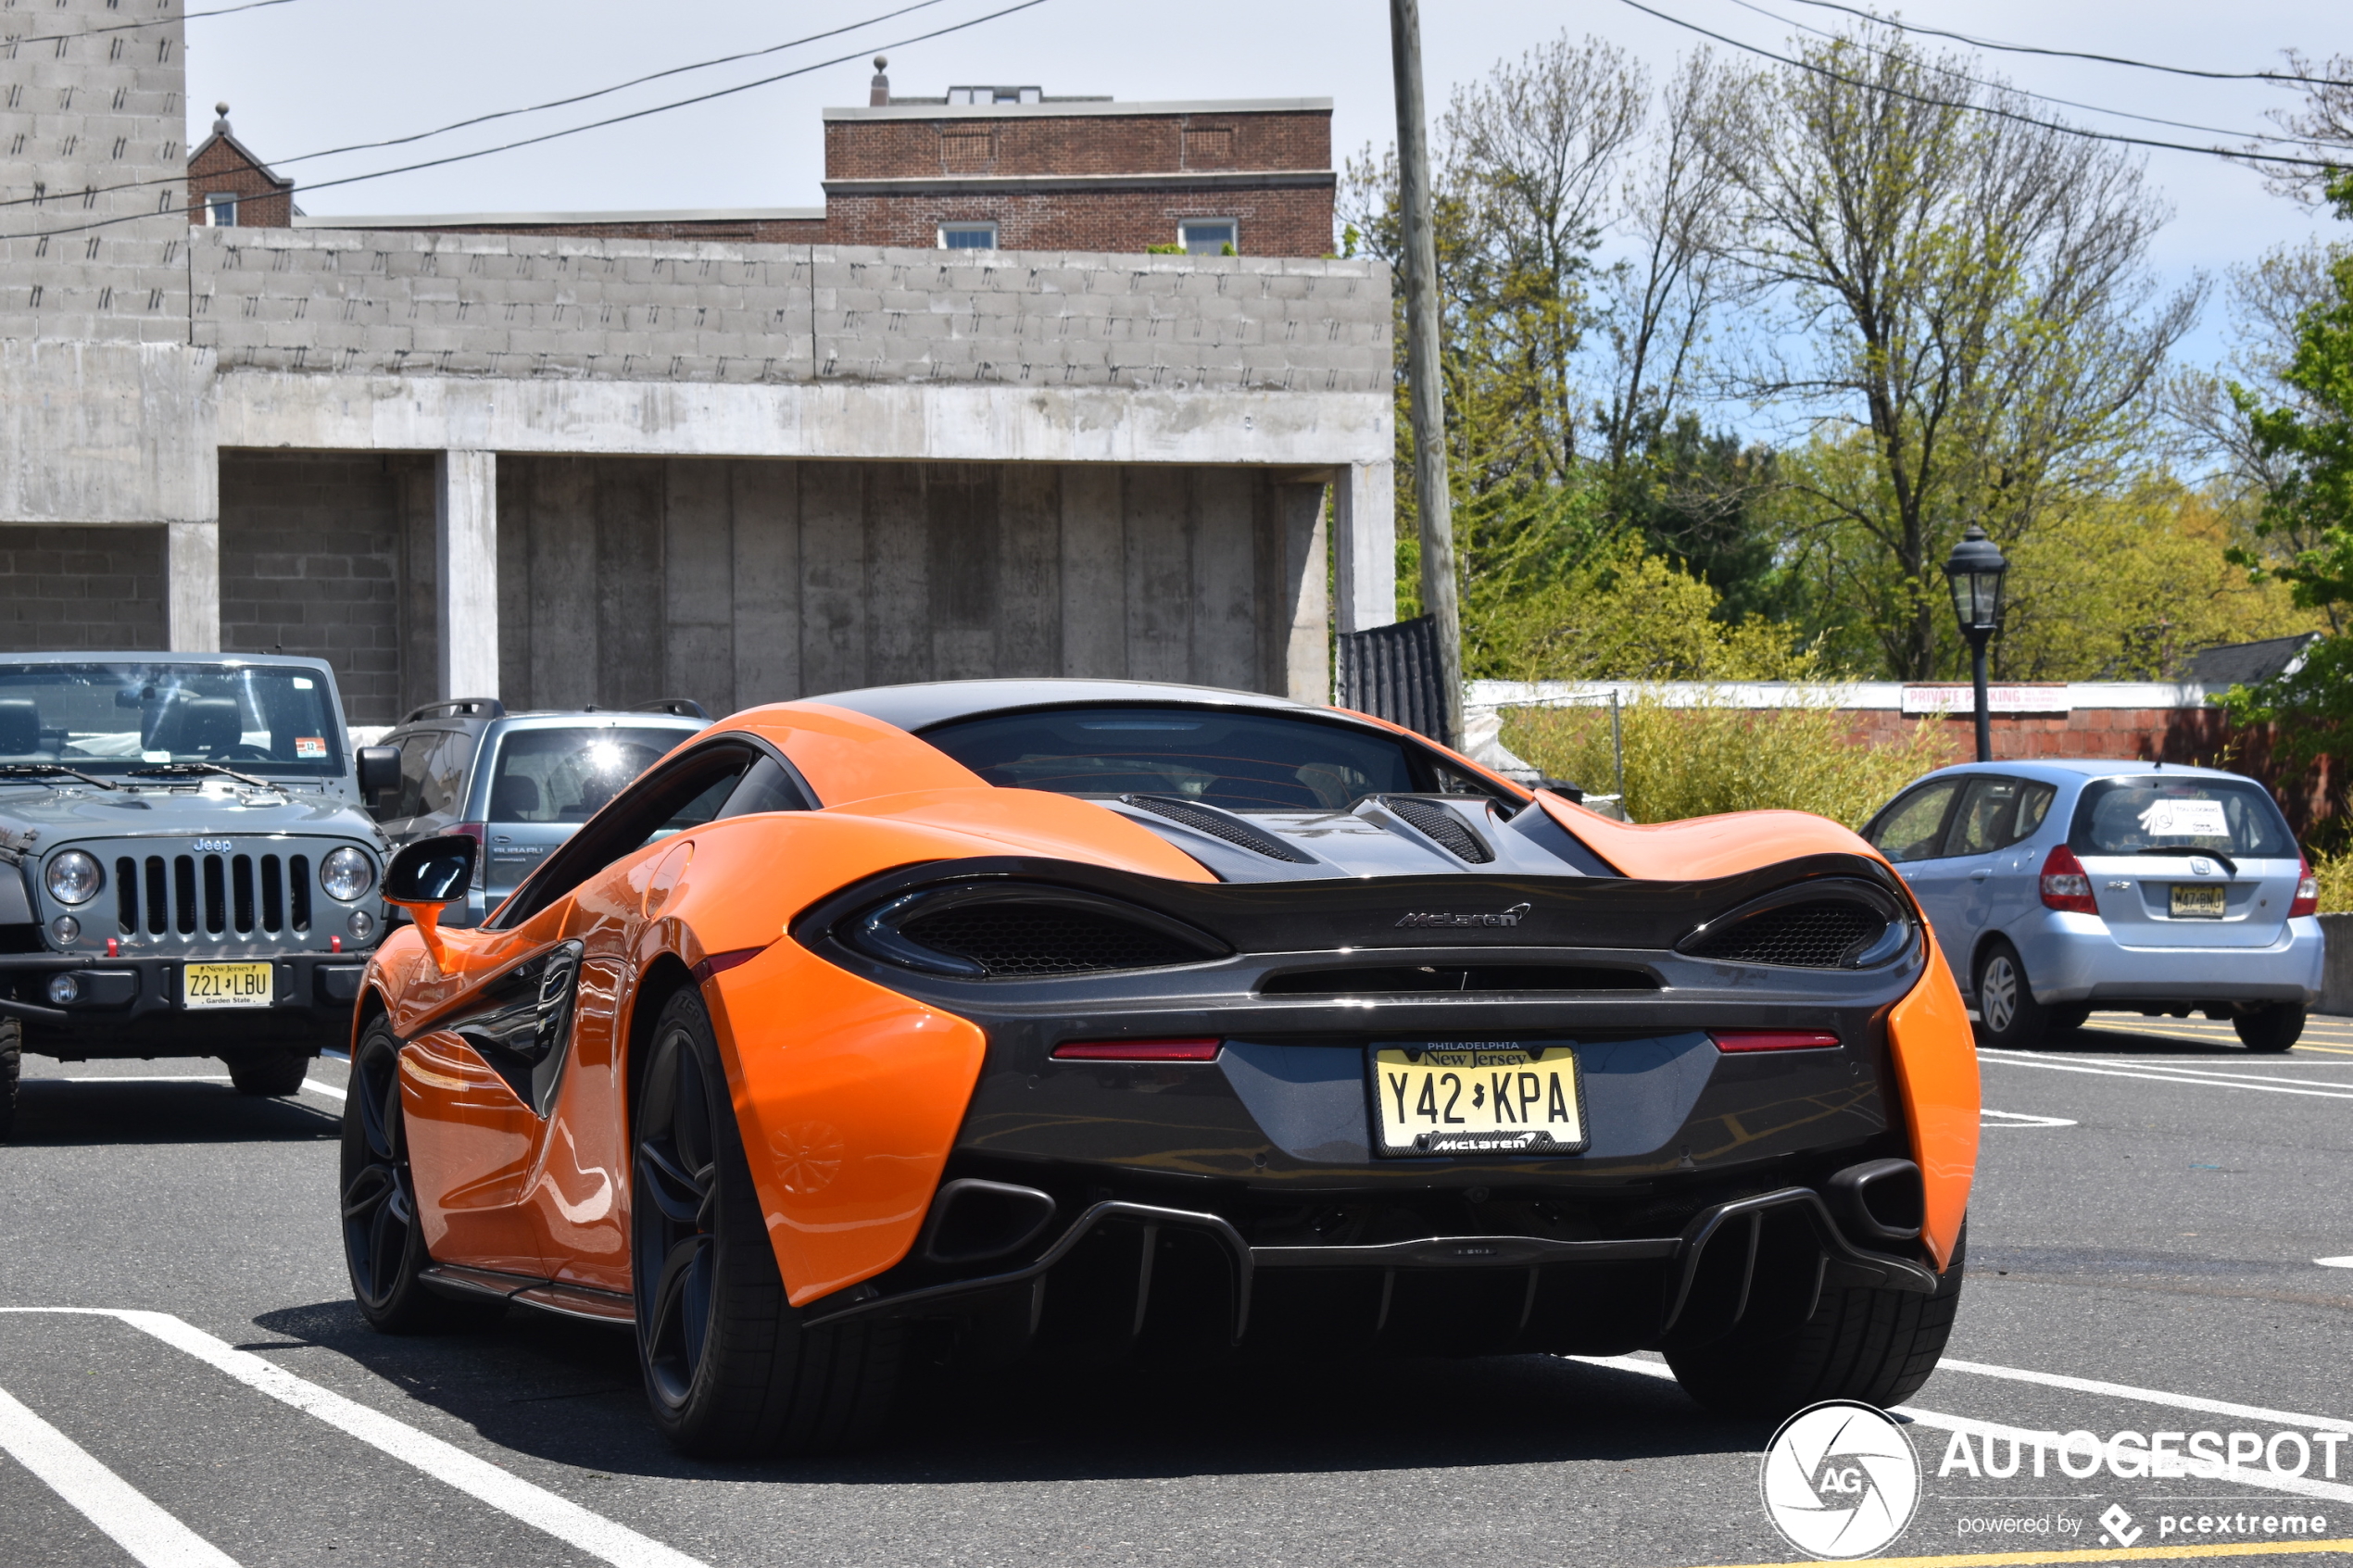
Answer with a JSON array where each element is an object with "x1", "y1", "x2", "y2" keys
[
  {"x1": 492, "y1": 457, "x2": 1327, "y2": 714},
  {"x1": 0, "y1": 527, "x2": 169, "y2": 652}
]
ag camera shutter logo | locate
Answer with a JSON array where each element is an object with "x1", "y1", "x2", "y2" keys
[{"x1": 1759, "y1": 1400, "x2": 1921, "y2": 1559}]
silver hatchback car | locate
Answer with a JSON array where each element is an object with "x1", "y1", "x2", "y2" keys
[{"x1": 1860, "y1": 760, "x2": 2322, "y2": 1051}]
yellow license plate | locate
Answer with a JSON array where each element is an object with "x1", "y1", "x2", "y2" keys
[
  {"x1": 182, "y1": 961, "x2": 275, "y2": 1010},
  {"x1": 2170, "y1": 884, "x2": 2227, "y2": 919},
  {"x1": 1371, "y1": 1044, "x2": 1586, "y2": 1157}
]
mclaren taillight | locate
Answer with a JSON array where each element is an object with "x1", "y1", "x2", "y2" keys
[
  {"x1": 2039, "y1": 844, "x2": 2098, "y2": 914},
  {"x1": 1709, "y1": 1029, "x2": 1842, "y2": 1053},
  {"x1": 1051, "y1": 1038, "x2": 1223, "y2": 1062},
  {"x1": 2292, "y1": 856, "x2": 2320, "y2": 919}
]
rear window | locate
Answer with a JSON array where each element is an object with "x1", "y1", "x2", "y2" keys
[
  {"x1": 2069, "y1": 776, "x2": 2296, "y2": 859},
  {"x1": 921, "y1": 706, "x2": 1428, "y2": 810},
  {"x1": 486, "y1": 727, "x2": 690, "y2": 823}
]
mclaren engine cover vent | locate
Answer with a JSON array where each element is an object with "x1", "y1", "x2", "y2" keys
[
  {"x1": 1121, "y1": 794, "x2": 1315, "y2": 863},
  {"x1": 1378, "y1": 796, "x2": 1495, "y2": 863}
]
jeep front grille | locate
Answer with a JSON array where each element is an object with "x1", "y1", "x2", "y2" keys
[{"x1": 112, "y1": 852, "x2": 313, "y2": 939}]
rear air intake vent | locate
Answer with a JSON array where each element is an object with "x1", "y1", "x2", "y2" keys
[
  {"x1": 1260, "y1": 964, "x2": 1655, "y2": 996},
  {"x1": 1682, "y1": 897, "x2": 1899, "y2": 970},
  {"x1": 1122, "y1": 794, "x2": 1315, "y2": 863},
  {"x1": 1380, "y1": 796, "x2": 1494, "y2": 863},
  {"x1": 849, "y1": 884, "x2": 1230, "y2": 980}
]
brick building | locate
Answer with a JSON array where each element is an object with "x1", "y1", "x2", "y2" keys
[
  {"x1": 8, "y1": 7, "x2": 1395, "y2": 727},
  {"x1": 187, "y1": 61, "x2": 1337, "y2": 258}
]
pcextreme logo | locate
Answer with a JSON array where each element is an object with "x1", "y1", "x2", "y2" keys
[{"x1": 1759, "y1": 1401, "x2": 1923, "y2": 1560}]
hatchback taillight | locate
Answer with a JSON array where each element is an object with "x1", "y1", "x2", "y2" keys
[
  {"x1": 2040, "y1": 844, "x2": 2098, "y2": 914},
  {"x1": 447, "y1": 822, "x2": 486, "y2": 890},
  {"x1": 2292, "y1": 856, "x2": 2320, "y2": 919}
]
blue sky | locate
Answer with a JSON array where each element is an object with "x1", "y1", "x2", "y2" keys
[{"x1": 185, "y1": 0, "x2": 2348, "y2": 379}]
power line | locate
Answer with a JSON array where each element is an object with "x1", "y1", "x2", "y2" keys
[
  {"x1": 1, "y1": 0, "x2": 299, "y2": 43},
  {"x1": 0, "y1": 0, "x2": 961, "y2": 214},
  {"x1": 1616, "y1": 0, "x2": 2340, "y2": 170},
  {"x1": 1773, "y1": 0, "x2": 2353, "y2": 91},
  {"x1": 4, "y1": 0, "x2": 1054, "y2": 241},
  {"x1": 1722, "y1": 0, "x2": 2312, "y2": 148}
]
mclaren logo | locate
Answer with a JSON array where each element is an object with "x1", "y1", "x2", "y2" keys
[{"x1": 1394, "y1": 902, "x2": 1531, "y2": 929}]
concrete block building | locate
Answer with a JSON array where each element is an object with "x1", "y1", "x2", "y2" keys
[{"x1": 3, "y1": 3, "x2": 1397, "y2": 724}]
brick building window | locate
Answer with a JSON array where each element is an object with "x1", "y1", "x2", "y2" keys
[
  {"x1": 1182, "y1": 127, "x2": 1234, "y2": 167},
  {"x1": 939, "y1": 221, "x2": 999, "y2": 251},
  {"x1": 205, "y1": 192, "x2": 238, "y2": 226},
  {"x1": 942, "y1": 129, "x2": 994, "y2": 170},
  {"x1": 1179, "y1": 219, "x2": 1238, "y2": 256}
]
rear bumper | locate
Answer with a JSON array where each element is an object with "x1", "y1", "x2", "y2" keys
[
  {"x1": 2013, "y1": 915, "x2": 2323, "y2": 1007},
  {"x1": 0, "y1": 951, "x2": 371, "y2": 1055}
]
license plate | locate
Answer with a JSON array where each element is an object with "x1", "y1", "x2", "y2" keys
[
  {"x1": 1370, "y1": 1043, "x2": 1586, "y2": 1156},
  {"x1": 182, "y1": 961, "x2": 275, "y2": 1010},
  {"x1": 2170, "y1": 884, "x2": 2227, "y2": 920}
]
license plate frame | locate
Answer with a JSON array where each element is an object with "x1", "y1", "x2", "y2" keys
[
  {"x1": 182, "y1": 960, "x2": 276, "y2": 1010},
  {"x1": 1368, "y1": 1041, "x2": 1588, "y2": 1157},
  {"x1": 2169, "y1": 884, "x2": 2227, "y2": 920}
]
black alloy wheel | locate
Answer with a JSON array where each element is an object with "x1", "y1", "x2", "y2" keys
[
  {"x1": 1973, "y1": 940, "x2": 2049, "y2": 1048},
  {"x1": 340, "y1": 1019, "x2": 499, "y2": 1333},
  {"x1": 630, "y1": 987, "x2": 900, "y2": 1457}
]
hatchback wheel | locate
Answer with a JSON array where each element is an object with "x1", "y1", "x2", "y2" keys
[
  {"x1": 1973, "y1": 941, "x2": 2048, "y2": 1048},
  {"x1": 2233, "y1": 1004, "x2": 2305, "y2": 1053}
]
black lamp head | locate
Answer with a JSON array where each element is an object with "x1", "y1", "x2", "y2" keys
[{"x1": 1944, "y1": 524, "x2": 2008, "y2": 639}]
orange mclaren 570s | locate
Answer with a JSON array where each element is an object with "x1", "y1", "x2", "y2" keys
[{"x1": 344, "y1": 680, "x2": 1979, "y2": 1456}]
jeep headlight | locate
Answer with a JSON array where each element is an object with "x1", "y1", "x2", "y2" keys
[
  {"x1": 44, "y1": 850, "x2": 103, "y2": 907},
  {"x1": 321, "y1": 847, "x2": 375, "y2": 902}
]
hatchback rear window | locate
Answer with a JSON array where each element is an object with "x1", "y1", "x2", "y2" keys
[
  {"x1": 486, "y1": 727, "x2": 689, "y2": 823},
  {"x1": 921, "y1": 706, "x2": 1428, "y2": 809},
  {"x1": 2069, "y1": 776, "x2": 2296, "y2": 859}
]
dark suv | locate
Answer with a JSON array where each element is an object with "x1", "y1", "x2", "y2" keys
[{"x1": 370, "y1": 698, "x2": 711, "y2": 926}]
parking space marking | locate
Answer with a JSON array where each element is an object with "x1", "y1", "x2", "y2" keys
[
  {"x1": 1983, "y1": 1110, "x2": 2079, "y2": 1127},
  {"x1": 1937, "y1": 1361, "x2": 2353, "y2": 1436},
  {"x1": 1574, "y1": 1357, "x2": 2353, "y2": 1506},
  {"x1": 48, "y1": 1073, "x2": 345, "y2": 1102},
  {"x1": 1978, "y1": 1054, "x2": 2353, "y2": 1100},
  {"x1": 300, "y1": 1078, "x2": 346, "y2": 1102},
  {"x1": 0, "y1": 1310, "x2": 707, "y2": 1568},
  {"x1": 2035, "y1": 1061, "x2": 2353, "y2": 1088},
  {"x1": 2317, "y1": 1259, "x2": 2353, "y2": 1270},
  {"x1": 0, "y1": 1383, "x2": 240, "y2": 1568}
]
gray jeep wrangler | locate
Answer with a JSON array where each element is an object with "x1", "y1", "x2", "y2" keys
[{"x1": 0, "y1": 654, "x2": 399, "y2": 1134}]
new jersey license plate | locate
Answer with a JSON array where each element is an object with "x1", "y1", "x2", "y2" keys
[
  {"x1": 1370, "y1": 1043, "x2": 1587, "y2": 1156},
  {"x1": 182, "y1": 961, "x2": 274, "y2": 1010},
  {"x1": 2170, "y1": 884, "x2": 2226, "y2": 919}
]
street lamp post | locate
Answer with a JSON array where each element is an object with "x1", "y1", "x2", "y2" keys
[{"x1": 1944, "y1": 524, "x2": 2009, "y2": 764}]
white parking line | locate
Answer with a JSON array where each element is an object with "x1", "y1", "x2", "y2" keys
[
  {"x1": 300, "y1": 1078, "x2": 345, "y2": 1103},
  {"x1": 50, "y1": 1073, "x2": 345, "y2": 1102},
  {"x1": 1570, "y1": 1355, "x2": 2353, "y2": 1506},
  {"x1": 1938, "y1": 1359, "x2": 2353, "y2": 1435},
  {"x1": 0, "y1": 1382, "x2": 240, "y2": 1568},
  {"x1": 0, "y1": 1311, "x2": 706, "y2": 1568},
  {"x1": 1978, "y1": 1052, "x2": 2353, "y2": 1100},
  {"x1": 1982, "y1": 1109, "x2": 2078, "y2": 1127}
]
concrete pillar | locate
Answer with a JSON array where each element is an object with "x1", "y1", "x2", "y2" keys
[
  {"x1": 165, "y1": 521, "x2": 220, "y2": 652},
  {"x1": 1278, "y1": 483, "x2": 1331, "y2": 705},
  {"x1": 1332, "y1": 460, "x2": 1396, "y2": 633},
  {"x1": 435, "y1": 450, "x2": 499, "y2": 700}
]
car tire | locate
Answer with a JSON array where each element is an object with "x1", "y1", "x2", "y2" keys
[
  {"x1": 340, "y1": 1017, "x2": 503, "y2": 1334},
  {"x1": 2047, "y1": 1005, "x2": 2091, "y2": 1035},
  {"x1": 229, "y1": 1048, "x2": 312, "y2": 1097},
  {"x1": 631, "y1": 986, "x2": 901, "y2": 1459},
  {"x1": 2233, "y1": 1004, "x2": 2305, "y2": 1053},
  {"x1": 1973, "y1": 942, "x2": 2048, "y2": 1048},
  {"x1": 0, "y1": 1017, "x2": 19, "y2": 1139},
  {"x1": 1666, "y1": 1223, "x2": 1967, "y2": 1418}
]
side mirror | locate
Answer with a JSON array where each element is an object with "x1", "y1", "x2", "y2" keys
[
  {"x1": 384, "y1": 834, "x2": 476, "y2": 971},
  {"x1": 384, "y1": 834, "x2": 476, "y2": 906},
  {"x1": 356, "y1": 745, "x2": 401, "y2": 799}
]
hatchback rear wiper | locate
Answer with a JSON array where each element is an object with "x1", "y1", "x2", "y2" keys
[
  {"x1": 0, "y1": 762, "x2": 117, "y2": 790},
  {"x1": 2131, "y1": 846, "x2": 2238, "y2": 877},
  {"x1": 127, "y1": 761, "x2": 275, "y2": 791}
]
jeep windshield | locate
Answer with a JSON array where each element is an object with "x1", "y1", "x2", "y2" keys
[{"x1": 0, "y1": 661, "x2": 346, "y2": 780}]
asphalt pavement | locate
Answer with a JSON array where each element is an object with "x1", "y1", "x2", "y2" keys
[{"x1": 5, "y1": 1012, "x2": 2353, "y2": 1568}]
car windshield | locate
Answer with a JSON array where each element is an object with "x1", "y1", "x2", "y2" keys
[
  {"x1": 2070, "y1": 775, "x2": 2297, "y2": 859},
  {"x1": 0, "y1": 661, "x2": 344, "y2": 778},
  {"x1": 920, "y1": 706, "x2": 1427, "y2": 809},
  {"x1": 486, "y1": 727, "x2": 689, "y2": 822}
]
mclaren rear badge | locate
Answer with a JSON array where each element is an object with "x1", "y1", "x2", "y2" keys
[{"x1": 1393, "y1": 902, "x2": 1531, "y2": 929}]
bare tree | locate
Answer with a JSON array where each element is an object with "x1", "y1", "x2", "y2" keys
[{"x1": 2259, "y1": 50, "x2": 2353, "y2": 205}]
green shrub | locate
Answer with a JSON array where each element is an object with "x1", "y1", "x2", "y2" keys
[
  {"x1": 2309, "y1": 846, "x2": 2353, "y2": 913},
  {"x1": 1500, "y1": 695, "x2": 1956, "y2": 830}
]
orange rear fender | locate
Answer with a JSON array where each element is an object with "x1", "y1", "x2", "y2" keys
[{"x1": 1884, "y1": 935, "x2": 1980, "y2": 1271}]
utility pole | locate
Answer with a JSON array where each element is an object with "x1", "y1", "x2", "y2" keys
[{"x1": 1389, "y1": 0, "x2": 1463, "y2": 748}]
